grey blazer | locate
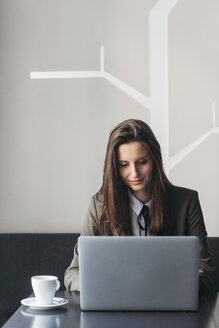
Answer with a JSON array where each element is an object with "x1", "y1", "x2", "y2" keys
[{"x1": 64, "y1": 186, "x2": 216, "y2": 293}]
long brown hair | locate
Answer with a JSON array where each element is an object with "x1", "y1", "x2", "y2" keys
[{"x1": 97, "y1": 119, "x2": 174, "y2": 236}]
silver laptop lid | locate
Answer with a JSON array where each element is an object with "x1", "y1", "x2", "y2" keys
[{"x1": 79, "y1": 236, "x2": 199, "y2": 311}]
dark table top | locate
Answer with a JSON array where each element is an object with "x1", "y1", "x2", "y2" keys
[{"x1": 3, "y1": 291, "x2": 219, "y2": 328}]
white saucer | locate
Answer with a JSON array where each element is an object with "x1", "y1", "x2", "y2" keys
[{"x1": 21, "y1": 297, "x2": 68, "y2": 310}]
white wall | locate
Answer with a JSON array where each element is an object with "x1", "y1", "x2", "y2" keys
[
  {"x1": 168, "y1": 0, "x2": 219, "y2": 236},
  {"x1": 0, "y1": 0, "x2": 218, "y2": 235}
]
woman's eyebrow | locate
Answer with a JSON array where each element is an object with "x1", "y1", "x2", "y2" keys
[
  {"x1": 137, "y1": 155, "x2": 149, "y2": 160},
  {"x1": 118, "y1": 155, "x2": 149, "y2": 162}
]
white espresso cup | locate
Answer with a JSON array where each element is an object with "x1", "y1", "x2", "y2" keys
[{"x1": 31, "y1": 275, "x2": 60, "y2": 306}]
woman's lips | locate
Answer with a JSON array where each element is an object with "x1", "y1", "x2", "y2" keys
[{"x1": 130, "y1": 179, "x2": 143, "y2": 185}]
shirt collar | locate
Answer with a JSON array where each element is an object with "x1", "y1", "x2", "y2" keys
[{"x1": 128, "y1": 189, "x2": 152, "y2": 216}]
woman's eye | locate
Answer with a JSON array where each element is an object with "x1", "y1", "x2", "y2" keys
[
  {"x1": 138, "y1": 160, "x2": 147, "y2": 165},
  {"x1": 119, "y1": 163, "x2": 128, "y2": 167}
]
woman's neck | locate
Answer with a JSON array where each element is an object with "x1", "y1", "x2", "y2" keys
[{"x1": 131, "y1": 189, "x2": 151, "y2": 204}]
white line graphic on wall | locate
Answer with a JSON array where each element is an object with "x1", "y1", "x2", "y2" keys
[
  {"x1": 31, "y1": 46, "x2": 151, "y2": 109},
  {"x1": 30, "y1": 0, "x2": 218, "y2": 176}
]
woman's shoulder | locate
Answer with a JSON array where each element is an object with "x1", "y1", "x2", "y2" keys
[
  {"x1": 92, "y1": 191, "x2": 103, "y2": 202},
  {"x1": 90, "y1": 192, "x2": 104, "y2": 212},
  {"x1": 166, "y1": 184, "x2": 198, "y2": 202}
]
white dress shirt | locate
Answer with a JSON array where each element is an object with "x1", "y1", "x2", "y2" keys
[{"x1": 128, "y1": 190, "x2": 151, "y2": 236}]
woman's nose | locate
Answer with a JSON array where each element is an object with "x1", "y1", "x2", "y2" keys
[{"x1": 130, "y1": 165, "x2": 139, "y2": 178}]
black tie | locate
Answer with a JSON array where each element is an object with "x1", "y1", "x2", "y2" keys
[{"x1": 137, "y1": 205, "x2": 150, "y2": 236}]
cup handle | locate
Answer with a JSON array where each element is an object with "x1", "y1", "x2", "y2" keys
[{"x1": 56, "y1": 280, "x2": 61, "y2": 291}]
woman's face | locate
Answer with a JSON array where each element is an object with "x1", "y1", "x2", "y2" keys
[{"x1": 117, "y1": 141, "x2": 153, "y2": 200}]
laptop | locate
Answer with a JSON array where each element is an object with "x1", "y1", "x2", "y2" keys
[{"x1": 78, "y1": 236, "x2": 199, "y2": 311}]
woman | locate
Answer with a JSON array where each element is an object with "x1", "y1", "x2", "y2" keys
[{"x1": 64, "y1": 119, "x2": 216, "y2": 293}]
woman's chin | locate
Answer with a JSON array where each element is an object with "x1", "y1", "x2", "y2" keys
[{"x1": 129, "y1": 184, "x2": 145, "y2": 192}]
